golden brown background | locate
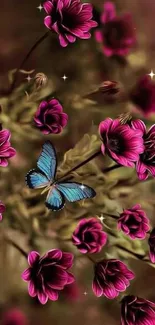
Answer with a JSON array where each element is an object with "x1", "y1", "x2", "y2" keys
[{"x1": 0, "y1": 0, "x2": 155, "y2": 324}]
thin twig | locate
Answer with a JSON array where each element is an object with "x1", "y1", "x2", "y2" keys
[{"x1": 5, "y1": 237, "x2": 28, "y2": 258}]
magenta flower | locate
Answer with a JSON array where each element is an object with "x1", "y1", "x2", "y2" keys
[
  {"x1": 99, "y1": 118, "x2": 144, "y2": 167},
  {"x1": 130, "y1": 76, "x2": 155, "y2": 117},
  {"x1": 72, "y1": 218, "x2": 107, "y2": 254},
  {"x1": 148, "y1": 228, "x2": 155, "y2": 263},
  {"x1": 22, "y1": 249, "x2": 75, "y2": 304},
  {"x1": 121, "y1": 295, "x2": 155, "y2": 325},
  {"x1": 43, "y1": 0, "x2": 98, "y2": 47},
  {"x1": 92, "y1": 259, "x2": 134, "y2": 299},
  {"x1": 0, "y1": 129, "x2": 16, "y2": 167},
  {"x1": 95, "y1": 2, "x2": 136, "y2": 57},
  {"x1": 34, "y1": 99, "x2": 68, "y2": 134},
  {"x1": 132, "y1": 119, "x2": 155, "y2": 180},
  {"x1": 0, "y1": 201, "x2": 5, "y2": 221},
  {"x1": 2, "y1": 308, "x2": 28, "y2": 325},
  {"x1": 118, "y1": 204, "x2": 150, "y2": 240}
]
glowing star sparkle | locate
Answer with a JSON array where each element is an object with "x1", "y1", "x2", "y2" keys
[
  {"x1": 80, "y1": 185, "x2": 85, "y2": 190},
  {"x1": 98, "y1": 214, "x2": 105, "y2": 223},
  {"x1": 62, "y1": 75, "x2": 68, "y2": 81},
  {"x1": 148, "y1": 70, "x2": 155, "y2": 80},
  {"x1": 84, "y1": 291, "x2": 88, "y2": 295},
  {"x1": 37, "y1": 4, "x2": 43, "y2": 11},
  {"x1": 25, "y1": 75, "x2": 32, "y2": 82}
]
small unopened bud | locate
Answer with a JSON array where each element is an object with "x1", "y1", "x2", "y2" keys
[{"x1": 34, "y1": 72, "x2": 47, "y2": 88}]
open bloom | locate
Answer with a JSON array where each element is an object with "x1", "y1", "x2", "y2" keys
[
  {"x1": 95, "y1": 1, "x2": 136, "y2": 57},
  {"x1": 43, "y1": 0, "x2": 98, "y2": 47},
  {"x1": 72, "y1": 218, "x2": 107, "y2": 254},
  {"x1": 2, "y1": 308, "x2": 28, "y2": 325},
  {"x1": 99, "y1": 118, "x2": 144, "y2": 167},
  {"x1": 148, "y1": 228, "x2": 155, "y2": 263},
  {"x1": 34, "y1": 99, "x2": 68, "y2": 134},
  {"x1": 118, "y1": 204, "x2": 150, "y2": 240},
  {"x1": 0, "y1": 129, "x2": 16, "y2": 167},
  {"x1": 22, "y1": 249, "x2": 75, "y2": 304},
  {"x1": 0, "y1": 201, "x2": 5, "y2": 221},
  {"x1": 132, "y1": 119, "x2": 155, "y2": 180},
  {"x1": 121, "y1": 295, "x2": 155, "y2": 325},
  {"x1": 130, "y1": 75, "x2": 155, "y2": 117},
  {"x1": 92, "y1": 259, "x2": 134, "y2": 299}
]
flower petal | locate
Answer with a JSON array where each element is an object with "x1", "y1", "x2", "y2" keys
[{"x1": 28, "y1": 251, "x2": 40, "y2": 267}]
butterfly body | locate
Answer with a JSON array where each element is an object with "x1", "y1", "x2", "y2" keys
[{"x1": 26, "y1": 141, "x2": 96, "y2": 211}]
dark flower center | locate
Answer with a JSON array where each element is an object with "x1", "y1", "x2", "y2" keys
[
  {"x1": 104, "y1": 21, "x2": 126, "y2": 48},
  {"x1": 62, "y1": 11, "x2": 79, "y2": 29},
  {"x1": 124, "y1": 215, "x2": 140, "y2": 231},
  {"x1": 45, "y1": 113, "x2": 57, "y2": 124},
  {"x1": 108, "y1": 136, "x2": 124, "y2": 154},
  {"x1": 84, "y1": 232, "x2": 94, "y2": 243}
]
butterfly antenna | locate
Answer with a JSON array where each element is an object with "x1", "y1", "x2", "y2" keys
[{"x1": 41, "y1": 186, "x2": 50, "y2": 195}]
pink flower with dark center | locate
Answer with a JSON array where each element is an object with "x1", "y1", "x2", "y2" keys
[
  {"x1": 43, "y1": 0, "x2": 98, "y2": 47},
  {"x1": 95, "y1": 2, "x2": 136, "y2": 57},
  {"x1": 121, "y1": 295, "x2": 155, "y2": 325},
  {"x1": 148, "y1": 228, "x2": 155, "y2": 264},
  {"x1": 118, "y1": 204, "x2": 150, "y2": 240},
  {"x1": 22, "y1": 249, "x2": 75, "y2": 304},
  {"x1": 92, "y1": 259, "x2": 134, "y2": 299},
  {"x1": 99, "y1": 118, "x2": 144, "y2": 167},
  {"x1": 34, "y1": 98, "x2": 68, "y2": 134},
  {"x1": 2, "y1": 308, "x2": 28, "y2": 325},
  {"x1": 0, "y1": 200, "x2": 5, "y2": 221},
  {"x1": 132, "y1": 119, "x2": 155, "y2": 180},
  {"x1": 0, "y1": 129, "x2": 16, "y2": 167},
  {"x1": 72, "y1": 218, "x2": 107, "y2": 254},
  {"x1": 130, "y1": 76, "x2": 155, "y2": 117}
]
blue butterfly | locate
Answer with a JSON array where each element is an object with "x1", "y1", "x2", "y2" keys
[{"x1": 26, "y1": 141, "x2": 96, "y2": 211}]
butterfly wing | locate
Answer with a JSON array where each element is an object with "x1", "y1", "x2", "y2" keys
[
  {"x1": 45, "y1": 186, "x2": 65, "y2": 211},
  {"x1": 56, "y1": 182, "x2": 96, "y2": 202},
  {"x1": 37, "y1": 141, "x2": 57, "y2": 181},
  {"x1": 26, "y1": 169, "x2": 49, "y2": 189}
]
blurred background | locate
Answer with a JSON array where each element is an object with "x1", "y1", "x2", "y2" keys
[{"x1": 0, "y1": 0, "x2": 155, "y2": 324}]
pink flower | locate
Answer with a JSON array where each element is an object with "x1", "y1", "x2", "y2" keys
[
  {"x1": 132, "y1": 119, "x2": 155, "y2": 180},
  {"x1": 121, "y1": 295, "x2": 155, "y2": 325},
  {"x1": 92, "y1": 259, "x2": 134, "y2": 299},
  {"x1": 0, "y1": 200, "x2": 5, "y2": 221},
  {"x1": 99, "y1": 118, "x2": 144, "y2": 167},
  {"x1": 0, "y1": 129, "x2": 16, "y2": 167},
  {"x1": 148, "y1": 228, "x2": 155, "y2": 263},
  {"x1": 2, "y1": 308, "x2": 28, "y2": 325},
  {"x1": 22, "y1": 249, "x2": 75, "y2": 304},
  {"x1": 72, "y1": 218, "x2": 107, "y2": 254},
  {"x1": 118, "y1": 204, "x2": 150, "y2": 240},
  {"x1": 34, "y1": 99, "x2": 68, "y2": 134},
  {"x1": 130, "y1": 76, "x2": 155, "y2": 117},
  {"x1": 95, "y1": 2, "x2": 136, "y2": 57},
  {"x1": 43, "y1": 0, "x2": 98, "y2": 47}
]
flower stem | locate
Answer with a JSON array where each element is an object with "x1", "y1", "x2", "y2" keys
[
  {"x1": 87, "y1": 254, "x2": 96, "y2": 263},
  {"x1": 102, "y1": 212, "x2": 118, "y2": 220},
  {"x1": 57, "y1": 149, "x2": 101, "y2": 182},
  {"x1": 103, "y1": 164, "x2": 122, "y2": 173},
  {"x1": 9, "y1": 31, "x2": 49, "y2": 93},
  {"x1": 5, "y1": 237, "x2": 28, "y2": 258},
  {"x1": 115, "y1": 244, "x2": 145, "y2": 260}
]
